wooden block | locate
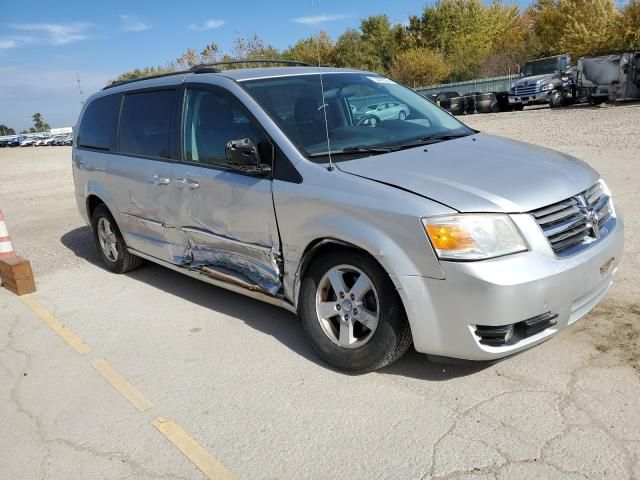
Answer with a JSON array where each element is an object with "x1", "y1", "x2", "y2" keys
[
  {"x1": 0, "y1": 256, "x2": 36, "y2": 296},
  {"x1": 0, "y1": 256, "x2": 33, "y2": 279}
]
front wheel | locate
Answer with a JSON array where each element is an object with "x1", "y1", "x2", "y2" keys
[
  {"x1": 300, "y1": 250, "x2": 412, "y2": 372},
  {"x1": 549, "y1": 90, "x2": 563, "y2": 108},
  {"x1": 398, "y1": 110, "x2": 406, "y2": 120}
]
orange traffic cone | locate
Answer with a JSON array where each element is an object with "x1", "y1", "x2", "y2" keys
[{"x1": 0, "y1": 210, "x2": 16, "y2": 259}]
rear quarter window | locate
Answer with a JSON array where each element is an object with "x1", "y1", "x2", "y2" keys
[
  {"x1": 118, "y1": 89, "x2": 175, "y2": 158},
  {"x1": 77, "y1": 94, "x2": 121, "y2": 151}
]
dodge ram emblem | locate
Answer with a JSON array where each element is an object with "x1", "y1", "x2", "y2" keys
[{"x1": 575, "y1": 194, "x2": 601, "y2": 239}]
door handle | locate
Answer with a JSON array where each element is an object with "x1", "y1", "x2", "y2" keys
[
  {"x1": 176, "y1": 178, "x2": 200, "y2": 189},
  {"x1": 152, "y1": 174, "x2": 171, "y2": 186}
]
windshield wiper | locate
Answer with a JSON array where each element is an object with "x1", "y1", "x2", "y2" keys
[
  {"x1": 390, "y1": 133, "x2": 472, "y2": 150},
  {"x1": 307, "y1": 134, "x2": 472, "y2": 158},
  {"x1": 307, "y1": 145, "x2": 395, "y2": 158}
]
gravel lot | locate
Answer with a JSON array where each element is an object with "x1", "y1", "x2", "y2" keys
[{"x1": 1, "y1": 103, "x2": 639, "y2": 479}]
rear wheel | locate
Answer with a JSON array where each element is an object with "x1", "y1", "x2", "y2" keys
[
  {"x1": 91, "y1": 204, "x2": 143, "y2": 273},
  {"x1": 300, "y1": 249, "x2": 412, "y2": 372}
]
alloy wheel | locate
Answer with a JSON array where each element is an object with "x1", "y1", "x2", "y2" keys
[
  {"x1": 315, "y1": 264, "x2": 380, "y2": 348},
  {"x1": 97, "y1": 217, "x2": 119, "y2": 262}
]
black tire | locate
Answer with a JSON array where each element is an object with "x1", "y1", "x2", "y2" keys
[
  {"x1": 398, "y1": 110, "x2": 406, "y2": 120},
  {"x1": 299, "y1": 249, "x2": 412, "y2": 372},
  {"x1": 549, "y1": 90, "x2": 563, "y2": 108},
  {"x1": 91, "y1": 204, "x2": 143, "y2": 273}
]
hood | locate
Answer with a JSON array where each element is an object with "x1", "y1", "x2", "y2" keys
[
  {"x1": 336, "y1": 133, "x2": 599, "y2": 213},
  {"x1": 515, "y1": 73, "x2": 556, "y2": 86}
]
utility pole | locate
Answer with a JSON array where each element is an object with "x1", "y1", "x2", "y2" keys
[{"x1": 76, "y1": 74, "x2": 84, "y2": 106}]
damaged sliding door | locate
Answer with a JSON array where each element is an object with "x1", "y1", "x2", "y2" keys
[{"x1": 171, "y1": 84, "x2": 282, "y2": 295}]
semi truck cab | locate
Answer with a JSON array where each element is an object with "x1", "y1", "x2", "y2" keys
[{"x1": 509, "y1": 54, "x2": 575, "y2": 109}]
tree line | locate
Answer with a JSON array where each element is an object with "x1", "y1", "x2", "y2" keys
[
  {"x1": 0, "y1": 113, "x2": 50, "y2": 136},
  {"x1": 116, "y1": 0, "x2": 638, "y2": 88}
]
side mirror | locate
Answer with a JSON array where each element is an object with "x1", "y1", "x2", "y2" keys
[{"x1": 225, "y1": 138, "x2": 271, "y2": 175}]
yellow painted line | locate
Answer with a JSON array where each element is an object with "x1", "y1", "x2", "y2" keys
[
  {"x1": 20, "y1": 294, "x2": 91, "y2": 354},
  {"x1": 152, "y1": 417, "x2": 237, "y2": 480},
  {"x1": 91, "y1": 358, "x2": 154, "y2": 412}
]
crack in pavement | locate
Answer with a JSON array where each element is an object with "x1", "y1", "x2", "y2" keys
[
  {"x1": 1, "y1": 313, "x2": 195, "y2": 480},
  {"x1": 420, "y1": 350, "x2": 636, "y2": 480}
]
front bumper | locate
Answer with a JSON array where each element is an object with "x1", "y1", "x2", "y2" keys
[
  {"x1": 393, "y1": 213, "x2": 624, "y2": 361},
  {"x1": 508, "y1": 91, "x2": 551, "y2": 105}
]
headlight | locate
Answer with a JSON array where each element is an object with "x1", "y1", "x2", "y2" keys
[
  {"x1": 599, "y1": 179, "x2": 616, "y2": 217},
  {"x1": 541, "y1": 83, "x2": 554, "y2": 91},
  {"x1": 422, "y1": 214, "x2": 527, "y2": 261},
  {"x1": 509, "y1": 87, "x2": 515, "y2": 94}
]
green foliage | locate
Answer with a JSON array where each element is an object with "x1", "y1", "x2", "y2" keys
[
  {"x1": 333, "y1": 29, "x2": 373, "y2": 69},
  {"x1": 528, "y1": 0, "x2": 620, "y2": 58},
  {"x1": 389, "y1": 48, "x2": 451, "y2": 87},
  {"x1": 359, "y1": 15, "x2": 400, "y2": 72},
  {"x1": 115, "y1": 0, "x2": 640, "y2": 88},
  {"x1": 0, "y1": 125, "x2": 16, "y2": 135},
  {"x1": 614, "y1": 0, "x2": 640, "y2": 50},
  {"x1": 282, "y1": 31, "x2": 334, "y2": 65},
  {"x1": 31, "y1": 113, "x2": 49, "y2": 132},
  {"x1": 415, "y1": 0, "x2": 526, "y2": 80},
  {"x1": 230, "y1": 34, "x2": 280, "y2": 63}
]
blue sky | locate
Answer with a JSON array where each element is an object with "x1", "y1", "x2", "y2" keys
[{"x1": 0, "y1": 0, "x2": 528, "y2": 131}]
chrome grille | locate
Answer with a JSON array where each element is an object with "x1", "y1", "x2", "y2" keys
[
  {"x1": 532, "y1": 182, "x2": 613, "y2": 256},
  {"x1": 515, "y1": 84, "x2": 539, "y2": 95}
]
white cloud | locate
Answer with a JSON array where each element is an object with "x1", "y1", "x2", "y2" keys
[
  {"x1": 292, "y1": 13, "x2": 350, "y2": 25},
  {"x1": 10, "y1": 23, "x2": 93, "y2": 45},
  {"x1": 119, "y1": 14, "x2": 151, "y2": 32},
  {"x1": 0, "y1": 39, "x2": 18, "y2": 49},
  {"x1": 188, "y1": 19, "x2": 225, "y2": 31}
]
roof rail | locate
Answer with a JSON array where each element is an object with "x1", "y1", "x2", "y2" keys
[
  {"x1": 103, "y1": 69, "x2": 197, "y2": 90},
  {"x1": 190, "y1": 59, "x2": 310, "y2": 73},
  {"x1": 103, "y1": 59, "x2": 309, "y2": 90}
]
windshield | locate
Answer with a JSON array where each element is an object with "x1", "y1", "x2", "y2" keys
[
  {"x1": 523, "y1": 59, "x2": 560, "y2": 77},
  {"x1": 241, "y1": 72, "x2": 472, "y2": 162}
]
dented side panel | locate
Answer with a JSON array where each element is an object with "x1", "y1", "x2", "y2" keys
[
  {"x1": 184, "y1": 228, "x2": 281, "y2": 294},
  {"x1": 169, "y1": 162, "x2": 282, "y2": 294}
]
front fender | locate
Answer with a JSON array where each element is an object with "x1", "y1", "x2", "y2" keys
[{"x1": 283, "y1": 211, "x2": 446, "y2": 309}]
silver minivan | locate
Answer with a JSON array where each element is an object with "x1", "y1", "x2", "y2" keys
[{"x1": 72, "y1": 63, "x2": 624, "y2": 372}]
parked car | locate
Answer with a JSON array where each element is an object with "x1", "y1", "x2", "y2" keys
[
  {"x1": 509, "y1": 54, "x2": 576, "y2": 109},
  {"x1": 43, "y1": 135, "x2": 60, "y2": 146},
  {"x1": 359, "y1": 101, "x2": 410, "y2": 123},
  {"x1": 19, "y1": 138, "x2": 35, "y2": 147},
  {"x1": 73, "y1": 64, "x2": 623, "y2": 372}
]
